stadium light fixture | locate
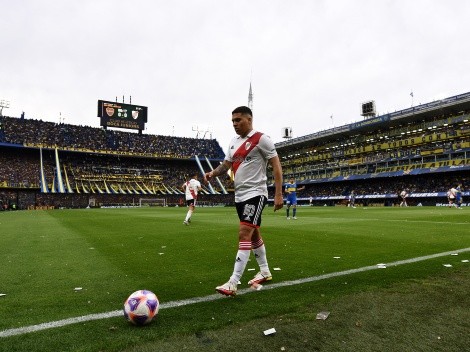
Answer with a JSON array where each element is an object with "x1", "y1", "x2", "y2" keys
[{"x1": 0, "y1": 99, "x2": 10, "y2": 117}]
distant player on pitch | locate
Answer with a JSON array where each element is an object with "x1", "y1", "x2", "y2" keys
[
  {"x1": 348, "y1": 190, "x2": 356, "y2": 208},
  {"x1": 182, "y1": 173, "x2": 202, "y2": 225},
  {"x1": 285, "y1": 177, "x2": 305, "y2": 219},
  {"x1": 454, "y1": 183, "x2": 463, "y2": 209},
  {"x1": 399, "y1": 189, "x2": 409, "y2": 207}
]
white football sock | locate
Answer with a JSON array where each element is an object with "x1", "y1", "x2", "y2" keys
[
  {"x1": 252, "y1": 244, "x2": 269, "y2": 273},
  {"x1": 229, "y1": 241, "x2": 251, "y2": 283},
  {"x1": 185, "y1": 209, "x2": 193, "y2": 221}
]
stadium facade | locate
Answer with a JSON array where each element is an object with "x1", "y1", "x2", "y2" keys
[
  {"x1": 0, "y1": 92, "x2": 469, "y2": 209},
  {"x1": 272, "y1": 92, "x2": 470, "y2": 206}
]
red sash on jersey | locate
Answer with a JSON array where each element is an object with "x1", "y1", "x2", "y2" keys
[
  {"x1": 231, "y1": 132, "x2": 263, "y2": 176},
  {"x1": 186, "y1": 181, "x2": 197, "y2": 199}
]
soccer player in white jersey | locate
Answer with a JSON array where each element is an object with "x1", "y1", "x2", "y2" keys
[
  {"x1": 182, "y1": 173, "x2": 202, "y2": 225},
  {"x1": 447, "y1": 188, "x2": 455, "y2": 207},
  {"x1": 399, "y1": 189, "x2": 409, "y2": 207},
  {"x1": 348, "y1": 190, "x2": 356, "y2": 208},
  {"x1": 204, "y1": 106, "x2": 284, "y2": 296}
]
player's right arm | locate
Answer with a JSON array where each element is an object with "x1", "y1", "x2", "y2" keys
[
  {"x1": 204, "y1": 160, "x2": 231, "y2": 183},
  {"x1": 269, "y1": 155, "x2": 284, "y2": 212}
]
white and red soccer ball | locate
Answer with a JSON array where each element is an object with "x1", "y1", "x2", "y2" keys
[{"x1": 123, "y1": 290, "x2": 159, "y2": 325}]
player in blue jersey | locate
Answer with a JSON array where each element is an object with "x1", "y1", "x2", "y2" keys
[
  {"x1": 284, "y1": 177, "x2": 305, "y2": 219},
  {"x1": 455, "y1": 183, "x2": 463, "y2": 209}
]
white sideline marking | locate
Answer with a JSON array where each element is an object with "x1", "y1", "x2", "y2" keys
[{"x1": 1, "y1": 247, "x2": 469, "y2": 338}]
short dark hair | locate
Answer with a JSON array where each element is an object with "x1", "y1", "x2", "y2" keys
[{"x1": 232, "y1": 106, "x2": 252, "y2": 117}]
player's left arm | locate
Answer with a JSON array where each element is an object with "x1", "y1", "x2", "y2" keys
[{"x1": 269, "y1": 155, "x2": 284, "y2": 212}]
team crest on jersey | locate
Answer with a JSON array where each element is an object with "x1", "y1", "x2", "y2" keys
[{"x1": 245, "y1": 142, "x2": 251, "y2": 150}]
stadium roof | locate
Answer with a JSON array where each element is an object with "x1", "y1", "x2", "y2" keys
[{"x1": 276, "y1": 91, "x2": 470, "y2": 151}]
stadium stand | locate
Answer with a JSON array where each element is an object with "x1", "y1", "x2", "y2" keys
[
  {"x1": 0, "y1": 92, "x2": 469, "y2": 210},
  {"x1": 270, "y1": 92, "x2": 470, "y2": 206},
  {"x1": 0, "y1": 116, "x2": 231, "y2": 209}
]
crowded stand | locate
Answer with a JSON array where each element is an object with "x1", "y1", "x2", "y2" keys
[
  {"x1": 1, "y1": 116, "x2": 224, "y2": 159},
  {"x1": 0, "y1": 115, "x2": 230, "y2": 209},
  {"x1": 1, "y1": 92, "x2": 469, "y2": 210},
  {"x1": 269, "y1": 93, "x2": 470, "y2": 207}
]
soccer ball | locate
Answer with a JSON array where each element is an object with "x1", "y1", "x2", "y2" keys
[{"x1": 123, "y1": 290, "x2": 159, "y2": 325}]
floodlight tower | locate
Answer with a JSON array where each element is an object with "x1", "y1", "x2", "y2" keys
[{"x1": 0, "y1": 99, "x2": 10, "y2": 117}]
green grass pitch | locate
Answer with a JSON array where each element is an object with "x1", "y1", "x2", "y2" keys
[{"x1": 0, "y1": 206, "x2": 469, "y2": 351}]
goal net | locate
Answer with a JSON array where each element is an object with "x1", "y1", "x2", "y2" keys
[{"x1": 139, "y1": 198, "x2": 166, "y2": 207}]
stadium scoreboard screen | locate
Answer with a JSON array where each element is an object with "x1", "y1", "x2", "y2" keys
[
  {"x1": 361, "y1": 100, "x2": 376, "y2": 117},
  {"x1": 98, "y1": 100, "x2": 148, "y2": 131}
]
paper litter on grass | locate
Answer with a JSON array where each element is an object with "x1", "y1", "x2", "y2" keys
[
  {"x1": 443, "y1": 264, "x2": 453, "y2": 267},
  {"x1": 0, "y1": 294, "x2": 6, "y2": 297},
  {"x1": 273, "y1": 267, "x2": 281, "y2": 271},
  {"x1": 316, "y1": 311, "x2": 330, "y2": 320},
  {"x1": 377, "y1": 263, "x2": 387, "y2": 269},
  {"x1": 333, "y1": 256, "x2": 341, "y2": 259},
  {"x1": 462, "y1": 259, "x2": 469, "y2": 263},
  {"x1": 263, "y1": 328, "x2": 276, "y2": 335},
  {"x1": 451, "y1": 253, "x2": 458, "y2": 256},
  {"x1": 247, "y1": 268, "x2": 255, "y2": 271},
  {"x1": 74, "y1": 287, "x2": 83, "y2": 291}
]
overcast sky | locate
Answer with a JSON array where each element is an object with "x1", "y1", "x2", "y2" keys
[{"x1": 2, "y1": 0, "x2": 470, "y2": 149}]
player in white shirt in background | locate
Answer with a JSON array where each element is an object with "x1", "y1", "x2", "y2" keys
[
  {"x1": 449, "y1": 185, "x2": 463, "y2": 209},
  {"x1": 182, "y1": 173, "x2": 202, "y2": 225},
  {"x1": 447, "y1": 188, "x2": 455, "y2": 208},
  {"x1": 399, "y1": 189, "x2": 409, "y2": 207},
  {"x1": 348, "y1": 190, "x2": 356, "y2": 208}
]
